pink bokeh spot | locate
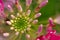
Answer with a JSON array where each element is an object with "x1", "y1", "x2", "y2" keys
[
  {"x1": 0, "y1": 0, "x2": 4, "y2": 11},
  {"x1": 0, "y1": 0, "x2": 6, "y2": 19}
]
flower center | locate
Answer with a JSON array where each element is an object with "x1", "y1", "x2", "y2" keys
[{"x1": 11, "y1": 16, "x2": 30, "y2": 31}]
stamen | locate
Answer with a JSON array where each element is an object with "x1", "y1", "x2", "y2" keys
[
  {"x1": 15, "y1": 32, "x2": 19, "y2": 35},
  {"x1": 11, "y1": 15, "x2": 15, "y2": 19},
  {"x1": 26, "y1": 0, "x2": 32, "y2": 7},
  {"x1": 17, "y1": 13, "x2": 20, "y2": 16},
  {"x1": 10, "y1": 27, "x2": 14, "y2": 30},
  {"x1": 3, "y1": 33, "x2": 9, "y2": 37},
  {"x1": 34, "y1": 13, "x2": 41, "y2": 18},
  {"x1": 29, "y1": 18, "x2": 33, "y2": 23},
  {"x1": 32, "y1": 20, "x2": 38, "y2": 24},
  {"x1": 7, "y1": 5, "x2": 13, "y2": 12},
  {"x1": 28, "y1": 25, "x2": 31, "y2": 27},
  {"x1": 6, "y1": 21, "x2": 11, "y2": 25},
  {"x1": 49, "y1": 17, "x2": 53, "y2": 25},
  {"x1": 39, "y1": 0, "x2": 48, "y2": 8},
  {"x1": 17, "y1": 5, "x2": 22, "y2": 12},
  {"x1": 27, "y1": 27, "x2": 31, "y2": 31},
  {"x1": 26, "y1": 34, "x2": 30, "y2": 38},
  {"x1": 26, "y1": 10, "x2": 31, "y2": 16},
  {"x1": 21, "y1": 30, "x2": 24, "y2": 33},
  {"x1": 37, "y1": 24, "x2": 43, "y2": 34},
  {"x1": 10, "y1": 20, "x2": 14, "y2": 23}
]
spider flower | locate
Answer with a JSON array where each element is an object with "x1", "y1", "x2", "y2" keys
[{"x1": 0, "y1": 0, "x2": 48, "y2": 40}]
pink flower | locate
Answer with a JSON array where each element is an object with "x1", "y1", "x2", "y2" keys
[
  {"x1": 49, "y1": 34, "x2": 60, "y2": 40},
  {"x1": 36, "y1": 29, "x2": 60, "y2": 40},
  {"x1": 46, "y1": 30, "x2": 60, "y2": 40},
  {"x1": 36, "y1": 18, "x2": 60, "y2": 40}
]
